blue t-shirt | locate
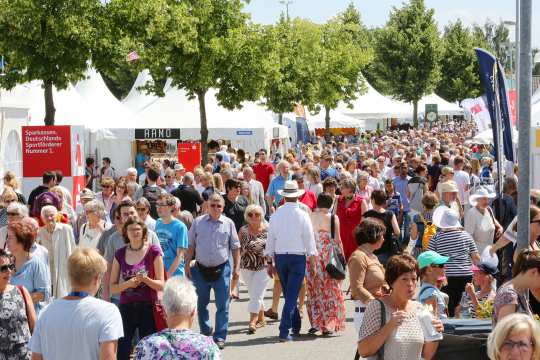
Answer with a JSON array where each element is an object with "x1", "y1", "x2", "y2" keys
[
  {"x1": 135, "y1": 153, "x2": 148, "y2": 176},
  {"x1": 155, "y1": 218, "x2": 189, "y2": 276},
  {"x1": 386, "y1": 192, "x2": 402, "y2": 217},
  {"x1": 266, "y1": 174, "x2": 291, "y2": 206},
  {"x1": 418, "y1": 282, "x2": 448, "y2": 319},
  {"x1": 11, "y1": 256, "x2": 50, "y2": 314},
  {"x1": 393, "y1": 176, "x2": 411, "y2": 211},
  {"x1": 320, "y1": 167, "x2": 337, "y2": 181}
]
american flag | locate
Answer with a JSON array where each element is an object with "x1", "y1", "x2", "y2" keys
[{"x1": 126, "y1": 51, "x2": 139, "y2": 62}]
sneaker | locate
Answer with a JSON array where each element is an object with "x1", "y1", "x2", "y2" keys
[
  {"x1": 264, "y1": 309, "x2": 279, "y2": 320},
  {"x1": 215, "y1": 340, "x2": 226, "y2": 350},
  {"x1": 279, "y1": 335, "x2": 293, "y2": 342},
  {"x1": 308, "y1": 327, "x2": 319, "y2": 335}
]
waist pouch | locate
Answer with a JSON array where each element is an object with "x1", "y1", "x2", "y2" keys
[{"x1": 197, "y1": 261, "x2": 227, "y2": 282}]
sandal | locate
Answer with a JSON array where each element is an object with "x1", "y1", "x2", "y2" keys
[
  {"x1": 248, "y1": 325, "x2": 257, "y2": 334},
  {"x1": 256, "y1": 320, "x2": 267, "y2": 328},
  {"x1": 308, "y1": 327, "x2": 319, "y2": 335}
]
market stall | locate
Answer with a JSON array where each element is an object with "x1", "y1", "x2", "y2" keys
[{"x1": 306, "y1": 109, "x2": 364, "y2": 136}]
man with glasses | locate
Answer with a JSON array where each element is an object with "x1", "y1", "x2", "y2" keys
[
  {"x1": 163, "y1": 168, "x2": 178, "y2": 193},
  {"x1": 185, "y1": 193, "x2": 240, "y2": 350},
  {"x1": 155, "y1": 194, "x2": 188, "y2": 277}
]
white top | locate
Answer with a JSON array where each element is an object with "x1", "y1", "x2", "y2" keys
[
  {"x1": 464, "y1": 206, "x2": 495, "y2": 254},
  {"x1": 145, "y1": 216, "x2": 156, "y2": 232},
  {"x1": 305, "y1": 181, "x2": 323, "y2": 198},
  {"x1": 29, "y1": 296, "x2": 124, "y2": 360},
  {"x1": 454, "y1": 170, "x2": 470, "y2": 206},
  {"x1": 265, "y1": 202, "x2": 317, "y2": 257}
]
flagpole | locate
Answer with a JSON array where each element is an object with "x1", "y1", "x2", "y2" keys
[{"x1": 516, "y1": 0, "x2": 532, "y2": 252}]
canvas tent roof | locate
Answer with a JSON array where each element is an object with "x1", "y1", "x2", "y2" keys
[
  {"x1": 533, "y1": 102, "x2": 540, "y2": 126},
  {"x1": 339, "y1": 82, "x2": 412, "y2": 119},
  {"x1": 417, "y1": 94, "x2": 463, "y2": 116},
  {"x1": 122, "y1": 70, "x2": 159, "y2": 114},
  {"x1": 533, "y1": 86, "x2": 540, "y2": 105},
  {"x1": 306, "y1": 109, "x2": 364, "y2": 129},
  {"x1": 75, "y1": 67, "x2": 133, "y2": 128}
]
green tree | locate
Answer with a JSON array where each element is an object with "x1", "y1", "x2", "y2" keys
[
  {"x1": 309, "y1": 8, "x2": 371, "y2": 132},
  {"x1": 369, "y1": 0, "x2": 442, "y2": 127},
  {"x1": 260, "y1": 17, "x2": 321, "y2": 124},
  {"x1": 436, "y1": 20, "x2": 484, "y2": 102},
  {"x1": 0, "y1": 0, "x2": 100, "y2": 125},
  {"x1": 472, "y1": 20, "x2": 510, "y2": 71}
]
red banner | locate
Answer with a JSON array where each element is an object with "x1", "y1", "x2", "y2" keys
[
  {"x1": 22, "y1": 126, "x2": 71, "y2": 177},
  {"x1": 508, "y1": 89, "x2": 517, "y2": 126},
  {"x1": 177, "y1": 142, "x2": 201, "y2": 172}
]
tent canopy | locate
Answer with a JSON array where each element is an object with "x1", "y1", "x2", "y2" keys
[
  {"x1": 339, "y1": 82, "x2": 412, "y2": 119},
  {"x1": 122, "y1": 70, "x2": 159, "y2": 114},
  {"x1": 533, "y1": 102, "x2": 540, "y2": 126},
  {"x1": 533, "y1": 86, "x2": 540, "y2": 106},
  {"x1": 75, "y1": 67, "x2": 133, "y2": 128},
  {"x1": 306, "y1": 109, "x2": 364, "y2": 129},
  {"x1": 417, "y1": 94, "x2": 463, "y2": 116}
]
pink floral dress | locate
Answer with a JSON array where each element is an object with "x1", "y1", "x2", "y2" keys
[{"x1": 306, "y1": 227, "x2": 346, "y2": 332}]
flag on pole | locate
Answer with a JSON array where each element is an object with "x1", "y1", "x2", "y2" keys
[
  {"x1": 474, "y1": 48, "x2": 515, "y2": 162},
  {"x1": 126, "y1": 51, "x2": 139, "y2": 62},
  {"x1": 461, "y1": 97, "x2": 491, "y2": 132}
]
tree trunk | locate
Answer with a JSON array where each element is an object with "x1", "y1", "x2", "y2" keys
[
  {"x1": 44, "y1": 80, "x2": 56, "y2": 125},
  {"x1": 325, "y1": 106, "x2": 331, "y2": 136},
  {"x1": 278, "y1": 113, "x2": 283, "y2": 125},
  {"x1": 413, "y1": 100, "x2": 418, "y2": 128},
  {"x1": 197, "y1": 90, "x2": 209, "y2": 166}
]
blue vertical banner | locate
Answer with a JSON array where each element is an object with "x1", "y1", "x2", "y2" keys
[
  {"x1": 474, "y1": 48, "x2": 515, "y2": 162},
  {"x1": 496, "y1": 61, "x2": 515, "y2": 162}
]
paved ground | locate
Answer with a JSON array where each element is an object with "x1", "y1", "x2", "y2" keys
[{"x1": 194, "y1": 281, "x2": 358, "y2": 360}]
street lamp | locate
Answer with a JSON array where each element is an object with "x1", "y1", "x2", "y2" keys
[{"x1": 279, "y1": 0, "x2": 293, "y2": 20}]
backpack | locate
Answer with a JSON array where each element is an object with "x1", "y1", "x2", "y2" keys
[
  {"x1": 420, "y1": 214, "x2": 437, "y2": 250},
  {"x1": 142, "y1": 185, "x2": 161, "y2": 219}
]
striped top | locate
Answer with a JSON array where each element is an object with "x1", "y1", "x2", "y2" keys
[{"x1": 427, "y1": 230, "x2": 478, "y2": 277}]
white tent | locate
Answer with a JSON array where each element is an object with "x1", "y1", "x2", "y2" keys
[
  {"x1": 122, "y1": 70, "x2": 159, "y2": 114},
  {"x1": 533, "y1": 102, "x2": 540, "y2": 126},
  {"x1": 75, "y1": 67, "x2": 133, "y2": 128},
  {"x1": 306, "y1": 109, "x2": 364, "y2": 130},
  {"x1": 0, "y1": 85, "x2": 30, "y2": 186},
  {"x1": 471, "y1": 128, "x2": 518, "y2": 145},
  {"x1": 533, "y1": 86, "x2": 540, "y2": 105},
  {"x1": 417, "y1": 94, "x2": 463, "y2": 116}
]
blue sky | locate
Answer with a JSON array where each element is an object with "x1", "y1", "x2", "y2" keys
[{"x1": 244, "y1": 0, "x2": 539, "y2": 48}]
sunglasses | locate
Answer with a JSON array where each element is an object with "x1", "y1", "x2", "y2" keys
[
  {"x1": 247, "y1": 212, "x2": 261, "y2": 218},
  {"x1": 136, "y1": 207, "x2": 148, "y2": 211},
  {"x1": 164, "y1": 175, "x2": 172, "y2": 178},
  {"x1": 101, "y1": 185, "x2": 112, "y2": 188},
  {"x1": 6, "y1": 212, "x2": 19, "y2": 216},
  {"x1": 210, "y1": 204, "x2": 223, "y2": 209},
  {"x1": 0, "y1": 263, "x2": 15, "y2": 273},
  {"x1": 157, "y1": 202, "x2": 171, "y2": 207},
  {"x1": 432, "y1": 264, "x2": 445, "y2": 268}
]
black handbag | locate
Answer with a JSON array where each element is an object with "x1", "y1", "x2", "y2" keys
[
  {"x1": 325, "y1": 215, "x2": 347, "y2": 280},
  {"x1": 197, "y1": 261, "x2": 227, "y2": 282}
]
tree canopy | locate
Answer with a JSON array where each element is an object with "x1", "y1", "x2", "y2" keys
[
  {"x1": 0, "y1": 0, "x2": 100, "y2": 124},
  {"x1": 368, "y1": 0, "x2": 442, "y2": 126}
]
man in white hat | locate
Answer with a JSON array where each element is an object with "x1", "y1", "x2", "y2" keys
[{"x1": 265, "y1": 180, "x2": 317, "y2": 342}]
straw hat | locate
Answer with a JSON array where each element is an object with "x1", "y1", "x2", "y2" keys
[
  {"x1": 439, "y1": 181, "x2": 458, "y2": 194},
  {"x1": 469, "y1": 187, "x2": 497, "y2": 207},
  {"x1": 278, "y1": 180, "x2": 305, "y2": 198},
  {"x1": 433, "y1": 206, "x2": 462, "y2": 229}
]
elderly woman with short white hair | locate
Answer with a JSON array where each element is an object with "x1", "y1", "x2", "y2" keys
[
  {"x1": 134, "y1": 277, "x2": 221, "y2": 360},
  {"x1": 78, "y1": 200, "x2": 106, "y2": 249},
  {"x1": 36, "y1": 205, "x2": 76, "y2": 298},
  {"x1": 487, "y1": 313, "x2": 540, "y2": 360},
  {"x1": 0, "y1": 202, "x2": 29, "y2": 249}
]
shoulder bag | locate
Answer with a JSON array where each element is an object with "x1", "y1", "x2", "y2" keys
[
  {"x1": 325, "y1": 214, "x2": 347, "y2": 280},
  {"x1": 354, "y1": 298, "x2": 386, "y2": 360},
  {"x1": 17, "y1": 285, "x2": 34, "y2": 333},
  {"x1": 148, "y1": 250, "x2": 168, "y2": 331}
]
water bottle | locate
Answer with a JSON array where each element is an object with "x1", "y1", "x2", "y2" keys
[{"x1": 459, "y1": 293, "x2": 472, "y2": 319}]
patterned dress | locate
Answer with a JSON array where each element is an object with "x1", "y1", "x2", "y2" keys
[
  {"x1": 306, "y1": 227, "x2": 346, "y2": 332},
  {"x1": 0, "y1": 286, "x2": 31, "y2": 360},
  {"x1": 134, "y1": 328, "x2": 221, "y2": 360}
]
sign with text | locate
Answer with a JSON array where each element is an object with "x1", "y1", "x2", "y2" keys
[
  {"x1": 135, "y1": 128, "x2": 180, "y2": 140},
  {"x1": 236, "y1": 130, "x2": 253, "y2": 136},
  {"x1": 177, "y1": 142, "x2": 201, "y2": 173},
  {"x1": 22, "y1": 126, "x2": 71, "y2": 177}
]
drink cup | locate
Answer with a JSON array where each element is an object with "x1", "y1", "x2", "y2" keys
[{"x1": 418, "y1": 308, "x2": 443, "y2": 341}]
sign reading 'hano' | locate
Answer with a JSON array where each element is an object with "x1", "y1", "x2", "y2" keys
[{"x1": 135, "y1": 128, "x2": 181, "y2": 140}]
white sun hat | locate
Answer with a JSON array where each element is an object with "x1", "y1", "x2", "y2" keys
[
  {"x1": 277, "y1": 180, "x2": 305, "y2": 198},
  {"x1": 469, "y1": 187, "x2": 497, "y2": 207},
  {"x1": 433, "y1": 206, "x2": 462, "y2": 229}
]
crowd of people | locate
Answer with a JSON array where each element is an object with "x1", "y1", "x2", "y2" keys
[{"x1": 0, "y1": 121, "x2": 539, "y2": 359}]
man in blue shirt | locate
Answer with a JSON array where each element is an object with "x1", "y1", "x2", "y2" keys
[
  {"x1": 393, "y1": 162, "x2": 411, "y2": 249},
  {"x1": 319, "y1": 155, "x2": 337, "y2": 181},
  {"x1": 266, "y1": 160, "x2": 291, "y2": 213},
  {"x1": 155, "y1": 193, "x2": 189, "y2": 277}
]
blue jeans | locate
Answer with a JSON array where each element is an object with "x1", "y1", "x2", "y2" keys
[
  {"x1": 191, "y1": 261, "x2": 231, "y2": 342},
  {"x1": 274, "y1": 254, "x2": 306, "y2": 338}
]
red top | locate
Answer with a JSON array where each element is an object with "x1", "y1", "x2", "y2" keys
[
  {"x1": 253, "y1": 162, "x2": 275, "y2": 192},
  {"x1": 278, "y1": 189, "x2": 317, "y2": 211},
  {"x1": 336, "y1": 194, "x2": 365, "y2": 261}
]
